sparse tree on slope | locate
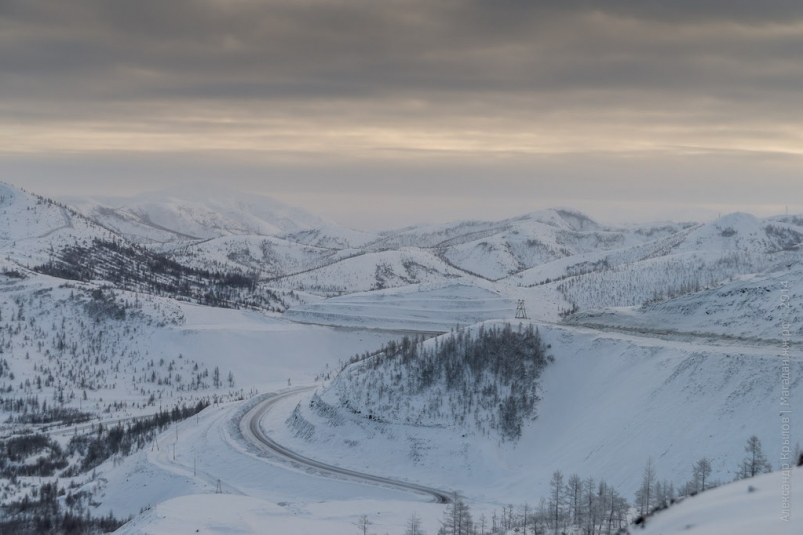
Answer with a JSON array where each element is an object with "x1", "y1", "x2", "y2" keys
[
  {"x1": 565, "y1": 473, "x2": 584, "y2": 528},
  {"x1": 548, "y1": 470, "x2": 565, "y2": 534},
  {"x1": 736, "y1": 435, "x2": 772, "y2": 479},
  {"x1": 635, "y1": 457, "x2": 656, "y2": 516},
  {"x1": 405, "y1": 512, "x2": 425, "y2": 535},
  {"x1": 518, "y1": 502, "x2": 530, "y2": 535},
  {"x1": 438, "y1": 493, "x2": 473, "y2": 535},
  {"x1": 692, "y1": 457, "x2": 713, "y2": 492},
  {"x1": 356, "y1": 514, "x2": 373, "y2": 535}
]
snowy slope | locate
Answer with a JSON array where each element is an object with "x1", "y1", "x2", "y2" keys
[
  {"x1": 269, "y1": 320, "x2": 803, "y2": 502},
  {"x1": 639, "y1": 468, "x2": 802, "y2": 534},
  {"x1": 166, "y1": 234, "x2": 356, "y2": 278},
  {"x1": 438, "y1": 211, "x2": 689, "y2": 280},
  {"x1": 278, "y1": 226, "x2": 379, "y2": 250},
  {"x1": 508, "y1": 214, "x2": 801, "y2": 310},
  {"x1": 67, "y1": 183, "x2": 325, "y2": 238},
  {"x1": 68, "y1": 184, "x2": 377, "y2": 249},
  {"x1": 368, "y1": 209, "x2": 688, "y2": 281},
  {"x1": 284, "y1": 282, "x2": 514, "y2": 331},
  {"x1": 117, "y1": 494, "x2": 444, "y2": 535},
  {"x1": 5, "y1": 181, "x2": 803, "y2": 534},
  {"x1": 0, "y1": 182, "x2": 118, "y2": 268},
  {"x1": 273, "y1": 248, "x2": 466, "y2": 295},
  {"x1": 567, "y1": 260, "x2": 803, "y2": 341},
  {"x1": 0, "y1": 268, "x2": 405, "y2": 430}
]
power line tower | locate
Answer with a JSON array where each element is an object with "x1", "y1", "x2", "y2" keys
[{"x1": 515, "y1": 299, "x2": 528, "y2": 320}]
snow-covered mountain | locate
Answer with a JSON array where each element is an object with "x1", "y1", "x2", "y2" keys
[
  {"x1": 365, "y1": 209, "x2": 688, "y2": 281},
  {"x1": 566, "y1": 260, "x2": 803, "y2": 341},
  {"x1": 0, "y1": 182, "x2": 118, "y2": 267},
  {"x1": 271, "y1": 316, "x2": 802, "y2": 503},
  {"x1": 272, "y1": 248, "x2": 466, "y2": 295},
  {"x1": 65, "y1": 184, "x2": 377, "y2": 249},
  {"x1": 3, "y1": 181, "x2": 802, "y2": 534},
  {"x1": 166, "y1": 234, "x2": 356, "y2": 279}
]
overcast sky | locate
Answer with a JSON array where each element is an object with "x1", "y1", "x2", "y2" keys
[{"x1": 1, "y1": 1, "x2": 802, "y2": 229}]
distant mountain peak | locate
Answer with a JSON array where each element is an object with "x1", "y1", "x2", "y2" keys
[
  {"x1": 511, "y1": 207, "x2": 600, "y2": 231},
  {"x1": 62, "y1": 185, "x2": 344, "y2": 245}
]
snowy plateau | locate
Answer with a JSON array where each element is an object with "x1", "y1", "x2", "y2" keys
[{"x1": 0, "y1": 180, "x2": 800, "y2": 534}]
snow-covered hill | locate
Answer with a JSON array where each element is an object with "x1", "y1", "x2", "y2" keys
[
  {"x1": 367, "y1": 210, "x2": 688, "y2": 281},
  {"x1": 638, "y1": 467, "x2": 801, "y2": 535},
  {"x1": 0, "y1": 182, "x2": 118, "y2": 268},
  {"x1": 166, "y1": 234, "x2": 356, "y2": 279},
  {"x1": 437, "y1": 210, "x2": 689, "y2": 280},
  {"x1": 273, "y1": 248, "x2": 467, "y2": 296},
  {"x1": 3, "y1": 181, "x2": 803, "y2": 533},
  {"x1": 508, "y1": 214, "x2": 801, "y2": 311},
  {"x1": 66, "y1": 184, "x2": 376, "y2": 249},
  {"x1": 271, "y1": 319, "x2": 802, "y2": 502},
  {"x1": 566, "y1": 260, "x2": 803, "y2": 341}
]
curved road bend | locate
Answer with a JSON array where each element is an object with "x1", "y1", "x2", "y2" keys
[{"x1": 240, "y1": 386, "x2": 452, "y2": 504}]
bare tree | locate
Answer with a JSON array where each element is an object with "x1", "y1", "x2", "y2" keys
[
  {"x1": 548, "y1": 470, "x2": 565, "y2": 534},
  {"x1": 565, "y1": 473, "x2": 583, "y2": 528},
  {"x1": 356, "y1": 514, "x2": 373, "y2": 535},
  {"x1": 405, "y1": 512, "x2": 425, "y2": 535},
  {"x1": 518, "y1": 503, "x2": 529, "y2": 535},
  {"x1": 736, "y1": 435, "x2": 772, "y2": 479},
  {"x1": 439, "y1": 493, "x2": 473, "y2": 535},
  {"x1": 635, "y1": 457, "x2": 656, "y2": 515},
  {"x1": 693, "y1": 457, "x2": 713, "y2": 492}
]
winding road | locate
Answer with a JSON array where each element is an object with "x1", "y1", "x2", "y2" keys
[{"x1": 239, "y1": 386, "x2": 452, "y2": 504}]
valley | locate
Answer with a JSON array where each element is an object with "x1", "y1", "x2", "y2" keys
[{"x1": 0, "y1": 181, "x2": 799, "y2": 534}]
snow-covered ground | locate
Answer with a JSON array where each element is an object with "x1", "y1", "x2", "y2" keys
[
  {"x1": 267, "y1": 320, "x2": 801, "y2": 503},
  {"x1": 284, "y1": 281, "x2": 515, "y2": 331},
  {"x1": 639, "y1": 467, "x2": 802, "y2": 535},
  {"x1": 567, "y1": 261, "x2": 803, "y2": 341},
  {"x1": 1, "y1": 180, "x2": 801, "y2": 533}
]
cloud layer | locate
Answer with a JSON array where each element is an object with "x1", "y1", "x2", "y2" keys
[{"x1": 2, "y1": 1, "x2": 802, "y2": 226}]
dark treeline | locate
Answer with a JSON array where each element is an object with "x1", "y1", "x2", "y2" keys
[
  {"x1": 0, "y1": 396, "x2": 93, "y2": 425},
  {"x1": 33, "y1": 238, "x2": 288, "y2": 312},
  {"x1": 0, "y1": 400, "x2": 210, "y2": 533},
  {"x1": 380, "y1": 436, "x2": 795, "y2": 535},
  {"x1": 0, "y1": 400, "x2": 209, "y2": 480},
  {"x1": 336, "y1": 323, "x2": 552, "y2": 440},
  {"x1": 392, "y1": 477, "x2": 628, "y2": 535},
  {"x1": 434, "y1": 472, "x2": 629, "y2": 535},
  {"x1": 65, "y1": 399, "x2": 210, "y2": 475},
  {"x1": 0, "y1": 480, "x2": 127, "y2": 535}
]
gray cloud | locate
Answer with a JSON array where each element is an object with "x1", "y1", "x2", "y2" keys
[
  {"x1": 1, "y1": 1, "x2": 802, "y2": 227},
  {"x1": 3, "y1": 1, "x2": 803, "y2": 102}
]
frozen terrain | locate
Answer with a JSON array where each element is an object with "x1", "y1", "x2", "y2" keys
[
  {"x1": 638, "y1": 467, "x2": 802, "y2": 535},
  {"x1": 0, "y1": 180, "x2": 800, "y2": 533},
  {"x1": 270, "y1": 320, "x2": 801, "y2": 502},
  {"x1": 284, "y1": 282, "x2": 514, "y2": 331}
]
